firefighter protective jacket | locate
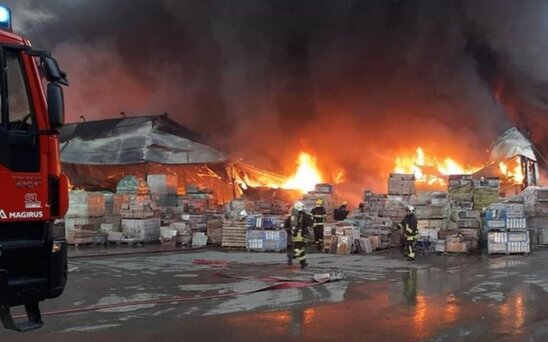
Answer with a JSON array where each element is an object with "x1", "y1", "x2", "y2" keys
[
  {"x1": 398, "y1": 214, "x2": 418, "y2": 239},
  {"x1": 310, "y1": 206, "x2": 327, "y2": 226},
  {"x1": 284, "y1": 211, "x2": 312, "y2": 239}
]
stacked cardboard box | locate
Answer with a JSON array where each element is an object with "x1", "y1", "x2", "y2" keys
[
  {"x1": 303, "y1": 183, "x2": 337, "y2": 220},
  {"x1": 510, "y1": 187, "x2": 548, "y2": 248},
  {"x1": 349, "y1": 214, "x2": 393, "y2": 250},
  {"x1": 485, "y1": 203, "x2": 527, "y2": 231},
  {"x1": 335, "y1": 236, "x2": 352, "y2": 255},
  {"x1": 473, "y1": 188, "x2": 500, "y2": 211},
  {"x1": 483, "y1": 201, "x2": 530, "y2": 255},
  {"x1": 413, "y1": 192, "x2": 449, "y2": 242},
  {"x1": 120, "y1": 194, "x2": 158, "y2": 219},
  {"x1": 120, "y1": 193, "x2": 160, "y2": 243},
  {"x1": 388, "y1": 173, "x2": 415, "y2": 196},
  {"x1": 159, "y1": 207, "x2": 186, "y2": 226},
  {"x1": 445, "y1": 234, "x2": 469, "y2": 253},
  {"x1": 65, "y1": 191, "x2": 105, "y2": 244},
  {"x1": 66, "y1": 224, "x2": 94, "y2": 246},
  {"x1": 104, "y1": 193, "x2": 127, "y2": 215},
  {"x1": 226, "y1": 199, "x2": 256, "y2": 219},
  {"x1": 121, "y1": 218, "x2": 161, "y2": 243},
  {"x1": 170, "y1": 222, "x2": 192, "y2": 246},
  {"x1": 206, "y1": 218, "x2": 224, "y2": 245},
  {"x1": 382, "y1": 200, "x2": 408, "y2": 223},
  {"x1": 147, "y1": 174, "x2": 178, "y2": 195},
  {"x1": 455, "y1": 210, "x2": 482, "y2": 251},
  {"x1": 178, "y1": 185, "x2": 218, "y2": 214},
  {"x1": 488, "y1": 230, "x2": 530, "y2": 255},
  {"x1": 472, "y1": 178, "x2": 501, "y2": 211},
  {"x1": 100, "y1": 223, "x2": 120, "y2": 233},
  {"x1": 148, "y1": 174, "x2": 179, "y2": 208},
  {"x1": 448, "y1": 176, "x2": 474, "y2": 210},
  {"x1": 324, "y1": 222, "x2": 360, "y2": 254},
  {"x1": 66, "y1": 191, "x2": 104, "y2": 217},
  {"x1": 246, "y1": 230, "x2": 287, "y2": 252},
  {"x1": 183, "y1": 214, "x2": 208, "y2": 233},
  {"x1": 246, "y1": 215, "x2": 287, "y2": 252},
  {"x1": 192, "y1": 232, "x2": 208, "y2": 247},
  {"x1": 355, "y1": 237, "x2": 373, "y2": 255},
  {"x1": 160, "y1": 227, "x2": 177, "y2": 248},
  {"x1": 363, "y1": 191, "x2": 387, "y2": 216},
  {"x1": 103, "y1": 193, "x2": 125, "y2": 230}
]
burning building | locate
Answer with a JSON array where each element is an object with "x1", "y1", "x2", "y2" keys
[
  {"x1": 59, "y1": 114, "x2": 324, "y2": 202},
  {"x1": 60, "y1": 114, "x2": 238, "y2": 200}
]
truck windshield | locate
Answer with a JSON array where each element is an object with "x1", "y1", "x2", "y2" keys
[
  {"x1": 5, "y1": 49, "x2": 33, "y2": 130},
  {"x1": 0, "y1": 47, "x2": 38, "y2": 172}
]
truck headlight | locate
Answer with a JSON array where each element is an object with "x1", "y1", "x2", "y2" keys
[{"x1": 52, "y1": 241, "x2": 63, "y2": 253}]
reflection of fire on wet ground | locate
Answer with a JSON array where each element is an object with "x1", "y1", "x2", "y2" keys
[{"x1": 220, "y1": 259, "x2": 539, "y2": 341}]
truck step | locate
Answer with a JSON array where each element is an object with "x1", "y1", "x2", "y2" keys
[{"x1": 0, "y1": 302, "x2": 42, "y2": 332}]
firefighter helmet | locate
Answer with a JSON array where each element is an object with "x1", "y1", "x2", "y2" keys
[
  {"x1": 406, "y1": 205, "x2": 415, "y2": 214},
  {"x1": 316, "y1": 199, "x2": 323, "y2": 206},
  {"x1": 294, "y1": 201, "x2": 305, "y2": 211},
  {"x1": 342, "y1": 201, "x2": 348, "y2": 206}
]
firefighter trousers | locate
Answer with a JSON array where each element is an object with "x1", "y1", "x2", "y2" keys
[
  {"x1": 313, "y1": 224, "x2": 324, "y2": 251},
  {"x1": 287, "y1": 233, "x2": 307, "y2": 268},
  {"x1": 405, "y1": 238, "x2": 416, "y2": 260}
]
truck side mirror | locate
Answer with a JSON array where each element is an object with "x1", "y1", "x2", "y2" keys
[{"x1": 47, "y1": 83, "x2": 64, "y2": 129}]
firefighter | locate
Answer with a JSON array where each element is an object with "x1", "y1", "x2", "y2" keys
[
  {"x1": 284, "y1": 201, "x2": 311, "y2": 269},
  {"x1": 334, "y1": 201, "x2": 350, "y2": 221},
  {"x1": 311, "y1": 199, "x2": 327, "y2": 252},
  {"x1": 397, "y1": 205, "x2": 418, "y2": 261}
]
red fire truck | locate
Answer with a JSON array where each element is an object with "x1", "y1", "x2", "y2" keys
[{"x1": 0, "y1": 6, "x2": 69, "y2": 332}]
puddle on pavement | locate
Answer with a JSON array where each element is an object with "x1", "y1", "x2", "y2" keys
[{"x1": 215, "y1": 267, "x2": 548, "y2": 341}]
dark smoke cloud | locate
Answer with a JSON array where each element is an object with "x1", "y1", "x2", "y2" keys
[{"x1": 6, "y1": 0, "x2": 546, "y2": 198}]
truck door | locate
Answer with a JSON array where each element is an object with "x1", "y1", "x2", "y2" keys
[{"x1": 0, "y1": 47, "x2": 39, "y2": 173}]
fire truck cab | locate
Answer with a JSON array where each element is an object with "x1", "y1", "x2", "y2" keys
[{"x1": 0, "y1": 6, "x2": 69, "y2": 332}]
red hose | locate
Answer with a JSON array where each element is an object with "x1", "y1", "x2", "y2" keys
[{"x1": 14, "y1": 278, "x2": 328, "y2": 319}]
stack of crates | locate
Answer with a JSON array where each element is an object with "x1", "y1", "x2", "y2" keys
[
  {"x1": 488, "y1": 231, "x2": 530, "y2": 255},
  {"x1": 245, "y1": 215, "x2": 287, "y2": 252},
  {"x1": 486, "y1": 202, "x2": 530, "y2": 255},
  {"x1": 246, "y1": 230, "x2": 287, "y2": 252}
]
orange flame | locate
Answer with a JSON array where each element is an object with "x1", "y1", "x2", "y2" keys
[
  {"x1": 499, "y1": 157, "x2": 524, "y2": 184},
  {"x1": 282, "y1": 152, "x2": 323, "y2": 193},
  {"x1": 395, "y1": 147, "x2": 481, "y2": 186}
]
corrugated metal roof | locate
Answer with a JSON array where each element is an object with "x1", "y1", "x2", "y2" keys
[{"x1": 59, "y1": 114, "x2": 227, "y2": 165}]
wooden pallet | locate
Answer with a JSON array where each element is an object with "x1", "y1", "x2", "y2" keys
[
  {"x1": 207, "y1": 225, "x2": 223, "y2": 245},
  {"x1": 222, "y1": 222, "x2": 247, "y2": 249}
]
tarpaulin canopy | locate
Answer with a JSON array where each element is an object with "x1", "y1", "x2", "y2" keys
[
  {"x1": 490, "y1": 127, "x2": 537, "y2": 162},
  {"x1": 60, "y1": 114, "x2": 227, "y2": 165},
  {"x1": 58, "y1": 115, "x2": 292, "y2": 200}
]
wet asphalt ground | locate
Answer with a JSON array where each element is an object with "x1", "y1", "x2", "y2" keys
[{"x1": 3, "y1": 245, "x2": 548, "y2": 341}]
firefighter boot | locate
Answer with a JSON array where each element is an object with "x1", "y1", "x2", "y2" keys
[
  {"x1": 300, "y1": 259, "x2": 308, "y2": 269},
  {"x1": 407, "y1": 244, "x2": 416, "y2": 261}
]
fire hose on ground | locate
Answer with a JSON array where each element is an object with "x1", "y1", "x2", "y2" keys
[{"x1": 14, "y1": 260, "x2": 344, "y2": 320}]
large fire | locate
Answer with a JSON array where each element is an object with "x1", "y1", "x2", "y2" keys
[
  {"x1": 499, "y1": 157, "x2": 524, "y2": 184},
  {"x1": 281, "y1": 152, "x2": 323, "y2": 193},
  {"x1": 239, "y1": 152, "x2": 324, "y2": 194},
  {"x1": 394, "y1": 147, "x2": 481, "y2": 186}
]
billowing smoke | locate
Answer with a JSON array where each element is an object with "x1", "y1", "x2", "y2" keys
[{"x1": 7, "y1": 0, "x2": 547, "y2": 199}]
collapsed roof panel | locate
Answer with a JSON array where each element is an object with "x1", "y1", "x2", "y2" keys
[
  {"x1": 59, "y1": 114, "x2": 227, "y2": 165},
  {"x1": 490, "y1": 127, "x2": 537, "y2": 162}
]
